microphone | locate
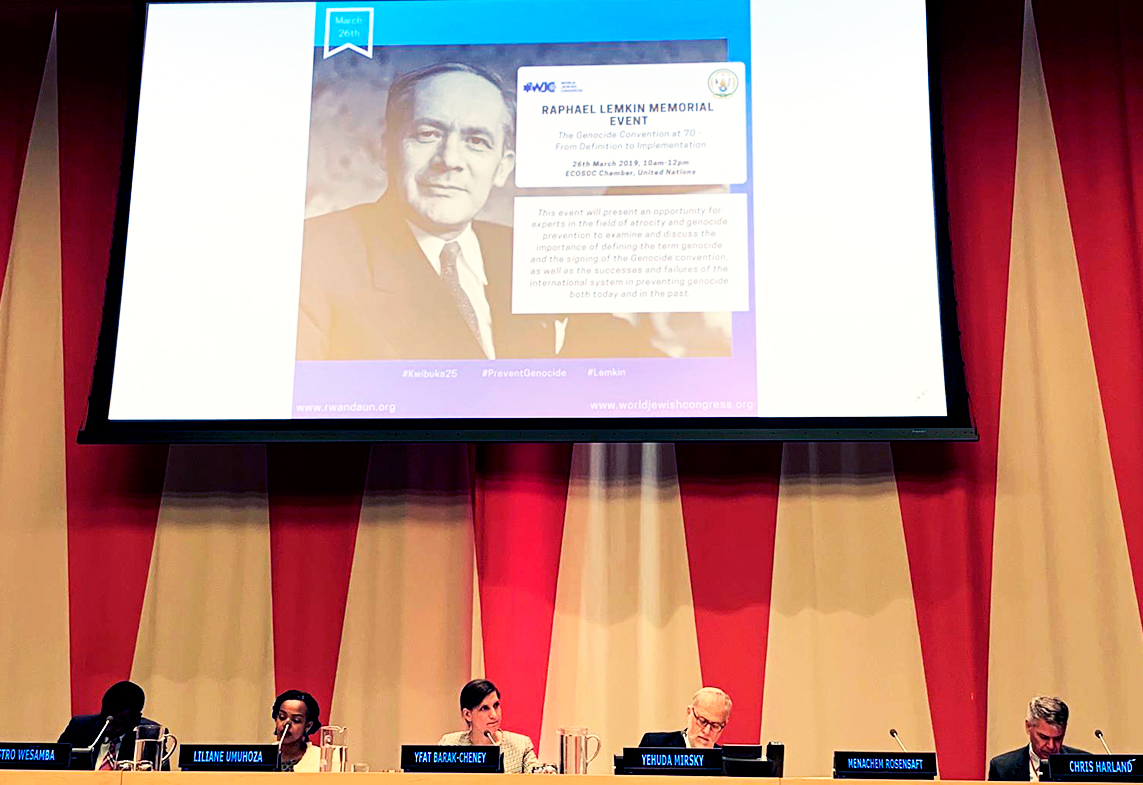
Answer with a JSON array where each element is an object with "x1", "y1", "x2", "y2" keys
[
  {"x1": 485, "y1": 729, "x2": 504, "y2": 774},
  {"x1": 889, "y1": 729, "x2": 908, "y2": 753},
  {"x1": 75, "y1": 716, "x2": 114, "y2": 754},
  {"x1": 765, "y1": 742, "x2": 785, "y2": 778},
  {"x1": 1095, "y1": 730, "x2": 1112, "y2": 755},
  {"x1": 277, "y1": 720, "x2": 292, "y2": 765}
]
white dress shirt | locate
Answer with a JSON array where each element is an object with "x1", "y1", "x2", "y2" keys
[
  {"x1": 408, "y1": 221, "x2": 496, "y2": 359},
  {"x1": 1029, "y1": 745, "x2": 1044, "y2": 781}
]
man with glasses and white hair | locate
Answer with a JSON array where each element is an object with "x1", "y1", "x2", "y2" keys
[
  {"x1": 988, "y1": 696, "x2": 1087, "y2": 780},
  {"x1": 640, "y1": 687, "x2": 732, "y2": 749}
]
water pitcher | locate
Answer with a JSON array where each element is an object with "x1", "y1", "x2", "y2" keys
[
  {"x1": 558, "y1": 727, "x2": 601, "y2": 774},
  {"x1": 319, "y1": 725, "x2": 349, "y2": 772},
  {"x1": 132, "y1": 724, "x2": 177, "y2": 771}
]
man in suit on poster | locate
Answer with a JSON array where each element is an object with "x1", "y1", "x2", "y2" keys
[
  {"x1": 988, "y1": 696, "x2": 1087, "y2": 780},
  {"x1": 640, "y1": 686, "x2": 733, "y2": 748},
  {"x1": 296, "y1": 62, "x2": 659, "y2": 362},
  {"x1": 296, "y1": 62, "x2": 553, "y2": 361}
]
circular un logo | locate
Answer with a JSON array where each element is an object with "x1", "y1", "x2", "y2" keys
[{"x1": 708, "y1": 68, "x2": 739, "y2": 97}]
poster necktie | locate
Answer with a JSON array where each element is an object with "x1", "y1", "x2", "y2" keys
[{"x1": 439, "y1": 241, "x2": 487, "y2": 357}]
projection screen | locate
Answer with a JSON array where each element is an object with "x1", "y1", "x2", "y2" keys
[{"x1": 79, "y1": 0, "x2": 976, "y2": 442}]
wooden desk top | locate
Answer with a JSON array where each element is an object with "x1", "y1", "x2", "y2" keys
[{"x1": 0, "y1": 772, "x2": 1013, "y2": 785}]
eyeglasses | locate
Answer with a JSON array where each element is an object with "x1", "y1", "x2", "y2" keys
[{"x1": 691, "y1": 711, "x2": 726, "y2": 733}]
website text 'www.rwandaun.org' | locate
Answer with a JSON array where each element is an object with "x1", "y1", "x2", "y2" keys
[{"x1": 295, "y1": 402, "x2": 396, "y2": 414}]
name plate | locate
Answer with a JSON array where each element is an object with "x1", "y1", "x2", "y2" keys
[
  {"x1": 619, "y1": 747, "x2": 724, "y2": 775},
  {"x1": 178, "y1": 744, "x2": 278, "y2": 771},
  {"x1": 0, "y1": 743, "x2": 71, "y2": 769},
  {"x1": 833, "y1": 751, "x2": 937, "y2": 779},
  {"x1": 1047, "y1": 754, "x2": 1143, "y2": 781},
  {"x1": 401, "y1": 745, "x2": 502, "y2": 773}
]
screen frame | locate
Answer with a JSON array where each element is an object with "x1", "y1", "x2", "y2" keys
[{"x1": 79, "y1": 0, "x2": 977, "y2": 444}]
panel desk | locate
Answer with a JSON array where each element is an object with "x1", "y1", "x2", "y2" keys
[{"x1": 0, "y1": 774, "x2": 1119, "y2": 785}]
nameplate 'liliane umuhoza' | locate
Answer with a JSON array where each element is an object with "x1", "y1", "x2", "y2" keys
[{"x1": 177, "y1": 744, "x2": 278, "y2": 772}]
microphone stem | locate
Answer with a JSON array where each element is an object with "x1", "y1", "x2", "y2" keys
[
  {"x1": 76, "y1": 717, "x2": 113, "y2": 754},
  {"x1": 277, "y1": 723, "x2": 291, "y2": 769}
]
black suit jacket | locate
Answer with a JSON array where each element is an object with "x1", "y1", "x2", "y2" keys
[
  {"x1": 639, "y1": 731, "x2": 687, "y2": 748},
  {"x1": 988, "y1": 745, "x2": 1088, "y2": 781},
  {"x1": 58, "y1": 714, "x2": 167, "y2": 770},
  {"x1": 297, "y1": 193, "x2": 554, "y2": 361},
  {"x1": 296, "y1": 193, "x2": 663, "y2": 361}
]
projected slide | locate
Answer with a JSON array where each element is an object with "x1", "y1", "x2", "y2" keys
[
  {"x1": 105, "y1": 0, "x2": 949, "y2": 423},
  {"x1": 293, "y1": 10, "x2": 751, "y2": 418}
]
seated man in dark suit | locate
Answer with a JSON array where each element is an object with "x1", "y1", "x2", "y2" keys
[
  {"x1": 988, "y1": 695, "x2": 1087, "y2": 780},
  {"x1": 58, "y1": 680, "x2": 165, "y2": 770},
  {"x1": 640, "y1": 686, "x2": 732, "y2": 749}
]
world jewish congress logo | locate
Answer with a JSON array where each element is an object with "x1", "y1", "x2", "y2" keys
[{"x1": 708, "y1": 68, "x2": 739, "y2": 97}]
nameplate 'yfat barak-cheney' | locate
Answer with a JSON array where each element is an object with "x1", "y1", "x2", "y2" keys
[{"x1": 401, "y1": 744, "x2": 502, "y2": 772}]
